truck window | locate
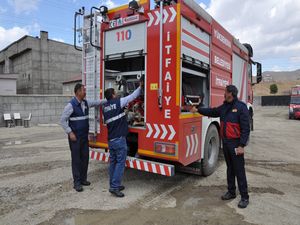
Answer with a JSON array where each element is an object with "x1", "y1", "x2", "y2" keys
[{"x1": 290, "y1": 97, "x2": 300, "y2": 104}]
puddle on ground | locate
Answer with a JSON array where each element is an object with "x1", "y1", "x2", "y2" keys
[
  {"x1": 42, "y1": 185, "x2": 256, "y2": 225},
  {"x1": 4, "y1": 141, "x2": 21, "y2": 146},
  {"x1": 3, "y1": 140, "x2": 30, "y2": 146}
]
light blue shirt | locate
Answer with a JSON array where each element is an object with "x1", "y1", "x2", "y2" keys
[
  {"x1": 60, "y1": 98, "x2": 106, "y2": 134},
  {"x1": 120, "y1": 87, "x2": 141, "y2": 108}
]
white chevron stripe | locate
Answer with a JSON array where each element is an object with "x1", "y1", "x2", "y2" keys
[
  {"x1": 160, "y1": 165, "x2": 166, "y2": 175},
  {"x1": 136, "y1": 160, "x2": 141, "y2": 170},
  {"x1": 163, "y1": 9, "x2": 169, "y2": 23},
  {"x1": 154, "y1": 11, "x2": 161, "y2": 25},
  {"x1": 185, "y1": 135, "x2": 190, "y2": 158},
  {"x1": 129, "y1": 160, "x2": 134, "y2": 168},
  {"x1": 147, "y1": 8, "x2": 176, "y2": 27},
  {"x1": 160, "y1": 124, "x2": 168, "y2": 139},
  {"x1": 168, "y1": 125, "x2": 176, "y2": 140},
  {"x1": 144, "y1": 162, "x2": 149, "y2": 172},
  {"x1": 146, "y1": 123, "x2": 153, "y2": 138},
  {"x1": 194, "y1": 133, "x2": 199, "y2": 155},
  {"x1": 169, "y1": 7, "x2": 177, "y2": 23},
  {"x1": 190, "y1": 134, "x2": 195, "y2": 156},
  {"x1": 151, "y1": 164, "x2": 157, "y2": 173},
  {"x1": 147, "y1": 12, "x2": 154, "y2": 27},
  {"x1": 153, "y1": 124, "x2": 160, "y2": 138}
]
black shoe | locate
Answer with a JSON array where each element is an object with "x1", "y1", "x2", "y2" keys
[
  {"x1": 74, "y1": 185, "x2": 83, "y2": 192},
  {"x1": 81, "y1": 181, "x2": 91, "y2": 186},
  {"x1": 221, "y1": 192, "x2": 236, "y2": 200},
  {"x1": 109, "y1": 189, "x2": 125, "y2": 197},
  {"x1": 238, "y1": 199, "x2": 249, "y2": 208},
  {"x1": 119, "y1": 185, "x2": 125, "y2": 191}
]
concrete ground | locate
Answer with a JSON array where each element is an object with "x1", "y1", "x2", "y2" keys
[{"x1": 0, "y1": 106, "x2": 299, "y2": 225}]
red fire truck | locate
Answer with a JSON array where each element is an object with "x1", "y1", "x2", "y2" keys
[
  {"x1": 73, "y1": 0, "x2": 262, "y2": 176},
  {"x1": 289, "y1": 85, "x2": 300, "y2": 119}
]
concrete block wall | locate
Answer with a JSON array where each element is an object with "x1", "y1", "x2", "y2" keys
[{"x1": 0, "y1": 95, "x2": 72, "y2": 127}]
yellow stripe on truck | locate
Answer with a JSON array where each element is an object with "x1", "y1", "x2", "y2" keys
[
  {"x1": 138, "y1": 149, "x2": 179, "y2": 160},
  {"x1": 89, "y1": 142, "x2": 108, "y2": 148},
  {"x1": 108, "y1": 0, "x2": 148, "y2": 13},
  {"x1": 179, "y1": 113, "x2": 202, "y2": 119}
]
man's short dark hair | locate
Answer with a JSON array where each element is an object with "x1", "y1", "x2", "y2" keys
[
  {"x1": 74, "y1": 83, "x2": 83, "y2": 94},
  {"x1": 226, "y1": 85, "x2": 238, "y2": 98},
  {"x1": 104, "y1": 88, "x2": 115, "y2": 100}
]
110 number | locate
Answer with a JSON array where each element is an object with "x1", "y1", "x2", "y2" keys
[{"x1": 116, "y1": 29, "x2": 132, "y2": 42}]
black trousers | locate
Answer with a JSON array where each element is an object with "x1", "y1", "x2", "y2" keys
[
  {"x1": 68, "y1": 137, "x2": 89, "y2": 187},
  {"x1": 223, "y1": 141, "x2": 249, "y2": 200}
]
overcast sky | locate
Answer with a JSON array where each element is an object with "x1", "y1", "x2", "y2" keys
[{"x1": 0, "y1": 0, "x2": 299, "y2": 72}]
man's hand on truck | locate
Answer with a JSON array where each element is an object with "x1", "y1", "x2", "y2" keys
[
  {"x1": 139, "y1": 75, "x2": 144, "y2": 88},
  {"x1": 190, "y1": 106, "x2": 198, "y2": 114}
]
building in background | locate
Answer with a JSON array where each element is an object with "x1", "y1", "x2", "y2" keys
[
  {"x1": 0, "y1": 74, "x2": 18, "y2": 95},
  {"x1": 62, "y1": 75, "x2": 82, "y2": 95},
  {"x1": 0, "y1": 31, "x2": 81, "y2": 94}
]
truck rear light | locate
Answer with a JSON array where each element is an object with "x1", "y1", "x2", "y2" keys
[{"x1": 154, "y1": 142, "x2": 177, "y2": 156}]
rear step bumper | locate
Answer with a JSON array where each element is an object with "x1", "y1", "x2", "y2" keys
[{"x1": 89, "y1": 148, "x2": 175, "y2": 176}]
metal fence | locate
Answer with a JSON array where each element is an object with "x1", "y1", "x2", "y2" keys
[{"x1": 261, "y1": 95, "x2": 290, "y2": 106}]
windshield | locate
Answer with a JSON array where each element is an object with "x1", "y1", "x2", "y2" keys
[{"x1": 290, "y1": 97, "x2": 300, "y2": 104}]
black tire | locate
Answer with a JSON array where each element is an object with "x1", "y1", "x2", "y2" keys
[
  {"x1": 127, "y1": 133, "x2": 138, "y2": 157},
  {"x1": 201, "y1": 125, "x2": 220, "y2": 176}
]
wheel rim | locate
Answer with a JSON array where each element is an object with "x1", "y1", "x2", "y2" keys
[{"x1": 208, "y1": 136, "x2": 217, "y2": 165}]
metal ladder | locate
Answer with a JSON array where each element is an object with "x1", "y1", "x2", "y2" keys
[{"x1": 82, "y1": 14, "x2": 101, "y2": 135}]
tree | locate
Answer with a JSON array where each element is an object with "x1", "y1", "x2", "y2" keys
[{"x1": 270, "y1": 84, "x2": 278, "y2": 94}]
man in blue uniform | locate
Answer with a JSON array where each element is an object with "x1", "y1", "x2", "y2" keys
[
  {"x1": 103, "y1": 81, "x2": 143, "y2": 197},
  {"x1": 60, "y1": 83, "x2": 106, "y2": 192},
  {"x1": 191, "y1": 85, "x2": 250, "y2": 208}
]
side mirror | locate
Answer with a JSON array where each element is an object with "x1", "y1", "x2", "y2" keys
[{"x1": 256, "y1": 62, "x2": 262, "y2": 84}]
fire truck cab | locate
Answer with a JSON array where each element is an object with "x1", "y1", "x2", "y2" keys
[{"x1": 74, "y1": 0, "x2": 262, "y2": 176}]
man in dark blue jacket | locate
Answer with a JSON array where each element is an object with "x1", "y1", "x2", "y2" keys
[
  {"x1": 191, "y1": 85, "x2": 250, "y2": 208},
  {"x1": 103, "y1": 81, "x2": 143, "y2": 197},
  {"x1": 60, "y1": 83, "x2": 106, "y2": 192}
]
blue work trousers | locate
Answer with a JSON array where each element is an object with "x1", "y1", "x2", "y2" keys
[
  {"x1": 68, "y1": 136, "x2": 89, "y2": 187},
  {"x1": 223, "y1": 140, "x2": 249, "y2": 200},
  {"x1": 108, "y1": 136, "x2": 128, "y2": 190}
]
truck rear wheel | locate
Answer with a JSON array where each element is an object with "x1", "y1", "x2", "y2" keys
[{"x1": 202, "y1": 125, "x2": 220, "y2": 176}]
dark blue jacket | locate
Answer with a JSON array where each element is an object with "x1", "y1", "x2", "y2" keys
[
  {"x1": 102, "y1": 98, "x2": 128, "y2": 141},
  {"x1": 198, "y1": 98, "x2": 250, "y2": 147},
  {"x1": 69, "y1": 97, "x2": 89, "y2": 138}
]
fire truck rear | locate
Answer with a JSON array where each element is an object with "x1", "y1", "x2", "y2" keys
[
  {"x1": 74, "y1": 0, "x2": 262, "y2": 176},
  {"x1": 289, "y1": 85, "x2": 300, "y2": 119}
]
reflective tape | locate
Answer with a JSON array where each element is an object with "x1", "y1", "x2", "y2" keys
[
  {"x1": 105, "y1": 112, "x2": 126, "y2": 124},
  {"x1": 69, "y1": 115, "x2": 89, "y2": 121}
]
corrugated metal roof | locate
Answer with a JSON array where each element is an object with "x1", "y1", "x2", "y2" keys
[{"x1": 62, "y1": 75, "x2": 82, "y2": 84}]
